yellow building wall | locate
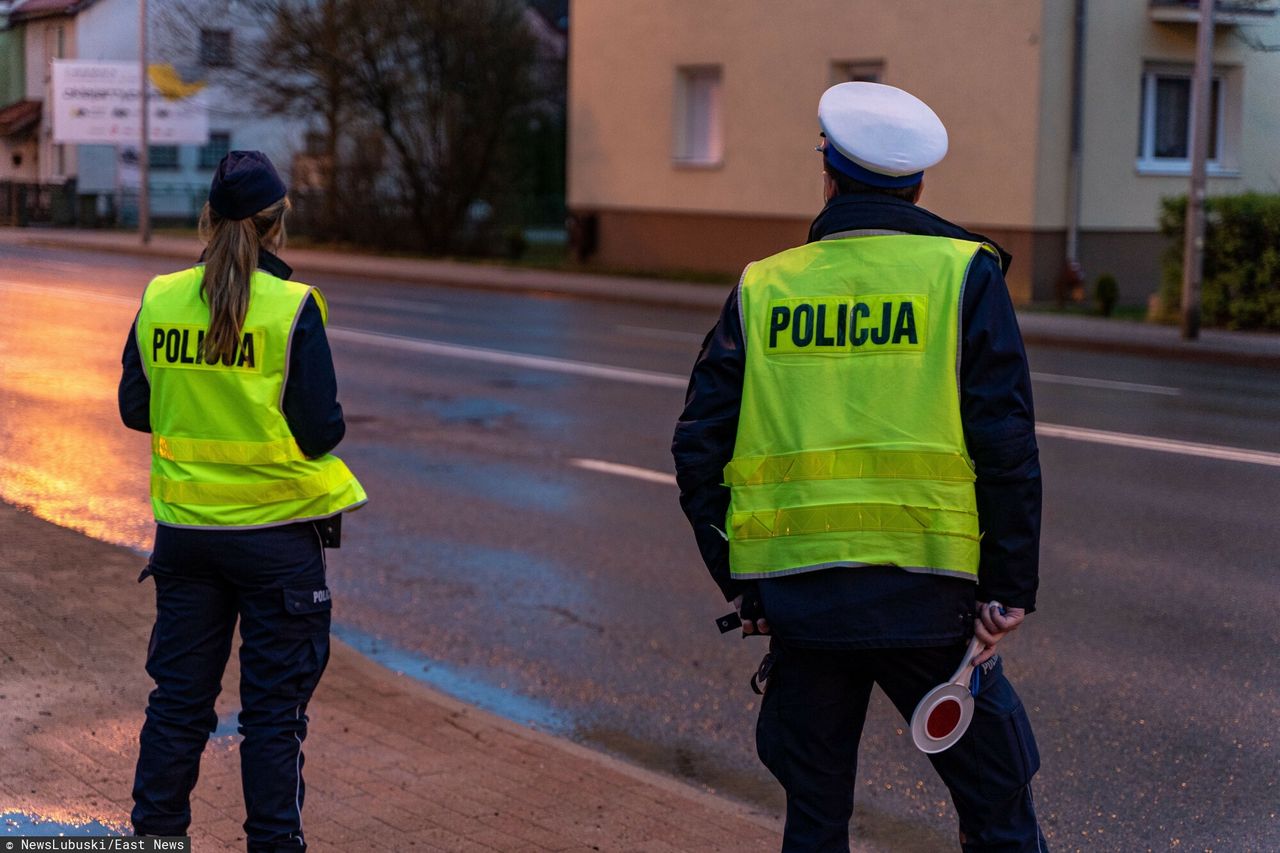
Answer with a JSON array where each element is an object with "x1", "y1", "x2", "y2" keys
[
  {"x1": 1077, "y1": 5, "x2": 1280, "y2": 231},
  {"x1": 568, "y1": 0, "x2": 1048, "y2": 230},
  {"x1": 569, "y1": 1, "x2": 1280, "y2": 302},
  {"x1": 1033, "y1": 0, "x2": 1075, "y2": 231}
]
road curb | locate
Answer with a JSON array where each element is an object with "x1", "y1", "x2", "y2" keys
[
  {"x1": 7, "y1": 232, "x2": 731, "y2": 312},
  {"x1": 1018, "y1": 329, "x2": 1280, "y2": 368},
  {"x1": 7, "y1": 229, "x2": 1279, "y2": 366},
  {"x1": 347, "y1": 639, "x2": 782, "y2": 833}
]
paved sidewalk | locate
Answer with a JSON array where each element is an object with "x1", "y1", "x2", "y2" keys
[
  {"x1": 0, "y1": 503, "x2": 782, "y2": 852},
  {"x1": 4, "y1": 226, "x2": 1278, "y2": 366}
]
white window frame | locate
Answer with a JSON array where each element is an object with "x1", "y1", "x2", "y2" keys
[
  {"x1": 673, "y1": 65, "x2": 724, "y2": 168},
  {"x1": 1137, "y1": 64, "x2": 1237, "y2": 177}
]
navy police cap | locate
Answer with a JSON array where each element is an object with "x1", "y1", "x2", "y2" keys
[{"x1": 208, "y1": 150, "x2": 287, "y2": 220}]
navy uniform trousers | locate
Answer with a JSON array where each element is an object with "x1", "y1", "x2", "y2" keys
[
  {"x1": 131, "y1": 522, "x2": 332, "y2": 852},
  {"x1": 756, "y1": 641, "x2": 1048, "y2": 853}
]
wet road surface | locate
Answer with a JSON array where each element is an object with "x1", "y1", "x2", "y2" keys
[{"x1": 1, "y1": 242, "x2": 1277, "y2": 850}]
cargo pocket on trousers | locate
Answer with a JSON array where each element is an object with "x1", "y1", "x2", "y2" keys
[
  {"x1": 281, "y1": 587, "x2": 333, "y2": 638},
  {"x1": 280, "y1": 589, "x2": 332, "y2": 702},
  {"x1": 973, "y1": 701, "x2": 1041, "y2": 800}
]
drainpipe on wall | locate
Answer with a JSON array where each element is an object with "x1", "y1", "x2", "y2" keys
[{"x1": 1063, "y1": 0, "x2": 1087, "y2": 304}]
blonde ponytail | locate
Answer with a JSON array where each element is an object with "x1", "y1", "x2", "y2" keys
[{"x1": 196, "y1": 197, "x2": 290, "y2": 365}]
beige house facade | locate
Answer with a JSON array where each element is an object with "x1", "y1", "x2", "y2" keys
[{"x1": 567, "y1": 1, "x2": 1280, "y2": 304}]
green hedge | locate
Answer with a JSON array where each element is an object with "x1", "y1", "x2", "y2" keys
[{"x1": 1160, "y1": 193, "x2": 1280, "y2": 330}]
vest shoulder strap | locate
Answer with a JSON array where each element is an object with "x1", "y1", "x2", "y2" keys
[{"x1": 305, "y1": 285, "x2": 329, "y2": 326}]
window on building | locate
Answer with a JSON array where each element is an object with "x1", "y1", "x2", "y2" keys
[
  {"x1": 305, "y1": 131, "x2": 327, "y2": 157},
  {"x1": 674, "y1": 65, "x2": 723, "y2": 166},
  {"x1": 198, "y1": 132, "x2": 231, "y2": 169},
  {"x1": 149, "y1": 145, "x2": 180, "y2": 170},
  {"x1": 1138, "y1": 66, "x2": 1229, "y2": 172},
  {"x1": 200, "y1": 29, "x2": 233, "y2": 67},
  {"x1": 831, "y1": 60, "x2": 884, "y2": 85}
]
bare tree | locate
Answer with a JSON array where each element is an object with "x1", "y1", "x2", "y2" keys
[
  {"x1": 242, "y1": 0, "x2": 359, "y2": 241},
  {"x1": 160, "y1": 0, "x2": 544, "y2": 253},
  {"x1": 345, "y1": 0, "x2": 539, "y2": 252},
  {"x1": 157, "y1": 0, "x2": 358, "y2": 240}
]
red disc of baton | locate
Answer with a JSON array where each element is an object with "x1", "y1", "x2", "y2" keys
[{"x1": 925, "y1": 697, "x2": 963, "y2": 739}]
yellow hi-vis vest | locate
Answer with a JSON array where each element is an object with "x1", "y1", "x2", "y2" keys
[
  {"x1": 726, "y1": 234, "x2": 995, "y2": 580},
  {"x1": 136, "y1": 265, "x2": 367, "y2": 528}
]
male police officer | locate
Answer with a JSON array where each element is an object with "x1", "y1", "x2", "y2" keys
[{"x1": 672, "y1": 83, "x2": 1047, "y2": 852}]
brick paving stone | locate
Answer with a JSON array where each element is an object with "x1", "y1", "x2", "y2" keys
[{"x1": 0, "y1": 504, "x2": 782, "y2": 852}]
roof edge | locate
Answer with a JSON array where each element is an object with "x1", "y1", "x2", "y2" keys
[{"x1": 8, "y1": 0, "x2": 101, "y2": 24}]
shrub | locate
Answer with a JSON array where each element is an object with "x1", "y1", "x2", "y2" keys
[
  {"x1": 1160, "y1": 193, "x2": 1280, "y2": 330},
  {"x1": 1095, "y1": 274, "x2": 1119, "y2": 317}
]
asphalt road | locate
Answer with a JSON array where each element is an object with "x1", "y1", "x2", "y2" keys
[{"x1": 1, "y1": 241, "x2": 1277, "y2": 851}]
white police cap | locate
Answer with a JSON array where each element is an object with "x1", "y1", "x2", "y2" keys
[{"x1": 818, "y1": 82, "x2": 948, "y2": 188}]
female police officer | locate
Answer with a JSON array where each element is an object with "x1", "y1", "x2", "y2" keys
[{"x1": 118, "y1": 150, "x2": 366, "y2": 851}]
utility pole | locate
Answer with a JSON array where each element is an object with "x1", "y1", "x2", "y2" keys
[
  {"x1": 139, "y1": 0, "x2": 151, "y2": 245},
  {"x1": 1065, "y1": 0, "x2": 1087, "y2": 272},
  {"x1": 1181, "y1": 0, "x2": 1215, "y2": 340}
]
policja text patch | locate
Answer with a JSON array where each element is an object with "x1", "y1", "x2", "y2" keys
[
  {"x1": 148, "y1": 324, "x2": 264, "y2": 372},
  {"x1": 765, "y1": 295, "x2": 927, "y2": 355}
]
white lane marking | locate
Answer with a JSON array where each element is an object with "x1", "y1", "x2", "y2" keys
[
  {"x1": 1031, "y1": 371, "x2": 1181, "y2": 396},
  {"x1": 9, "y1": 279, "x2": 1264, "y2": 469},
  {"x1": 616, "y1": 325, "x2": 707, "y2": 343},
  {"x1": 328, "y1": 326, "x2": 688, "y2": 388},
  {"x1": 1038, "y1": 423, "x2": 1280, "y2": 467},
  {"x1": 0, "y1": 279, "x2": 138, "y2": 307},
  {"x1": 0, "y1": 279, "x2": 448, "y2": 317},
  {"x1": 577, "y1": 425, "x2": 1280, "y2": 494},
  {"x1": 570, "y1": 458, "x2": 677, "y2": 485},
  {"x1": 621, "y1": 331, "x2": 1186, "y2": 396},
  {"x1": 0, "y1": 281, "x2": 1194, "y2": 400},
  {"x1": 332, "y1": 327, "x2": 1278, "y2": 469},
  {"x1": 329, "y1": 296, "x2": 445, "y2": 315}
]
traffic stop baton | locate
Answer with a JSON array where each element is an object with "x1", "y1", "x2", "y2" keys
[{"x1": 908, "y1": 601, "x2": 1002, "y2": 754}]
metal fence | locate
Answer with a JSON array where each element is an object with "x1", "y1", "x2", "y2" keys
[
  {"x1": 287, "y1": 189, "x2": 566, "y2": 257},
  {"x1": 0, "y1": 181, "x2": 210, "y2": 229},
  {"x1": 0, "y1": 182, "x2": 78, "y2": 227},
  {"x1": 0, "y1": 180, "x2": 565, "y2": 258}
]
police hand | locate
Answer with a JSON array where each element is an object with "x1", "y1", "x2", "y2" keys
[
  {"x1": 973, "y1": 601, "x2": 1024, "y2": 666},
  {"x1": 734, "y1": 588, "x2": 770, "y2": 636}
]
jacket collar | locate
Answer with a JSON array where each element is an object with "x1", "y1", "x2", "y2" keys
[
  {"x1": 806, "y1": 193, "x2": 1012, "y2": 274},
  {"x1": 256, "y1": 248, "x2": 293, "y2": 280},
  {"x1": 195, "y1": 247, "x2": 294, "y2": 280}
]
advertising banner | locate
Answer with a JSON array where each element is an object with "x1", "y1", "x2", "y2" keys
[{"x1": 51, "y1": 60, "x2": 209, "y2": 145}]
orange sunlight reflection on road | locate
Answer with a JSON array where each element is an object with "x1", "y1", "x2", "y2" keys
[{"x1": 0, "y1": 279, "x2": 153, "y2": 552}]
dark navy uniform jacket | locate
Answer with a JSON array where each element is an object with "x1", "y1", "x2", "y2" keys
[
  {"x1": 118, "y1": 249, "x2": 346, "y2": 458},
  {"x1": 672, "y1": 194, "x2": 1042, "y2": 649}
]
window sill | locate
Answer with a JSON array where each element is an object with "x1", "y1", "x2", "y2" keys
[
  {"x1": 1136, "y1": 159, "x2": 1240, "y2": 178},
  {"x1": 673, "y1": 159, "x2": 724, "y2": 171}
]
